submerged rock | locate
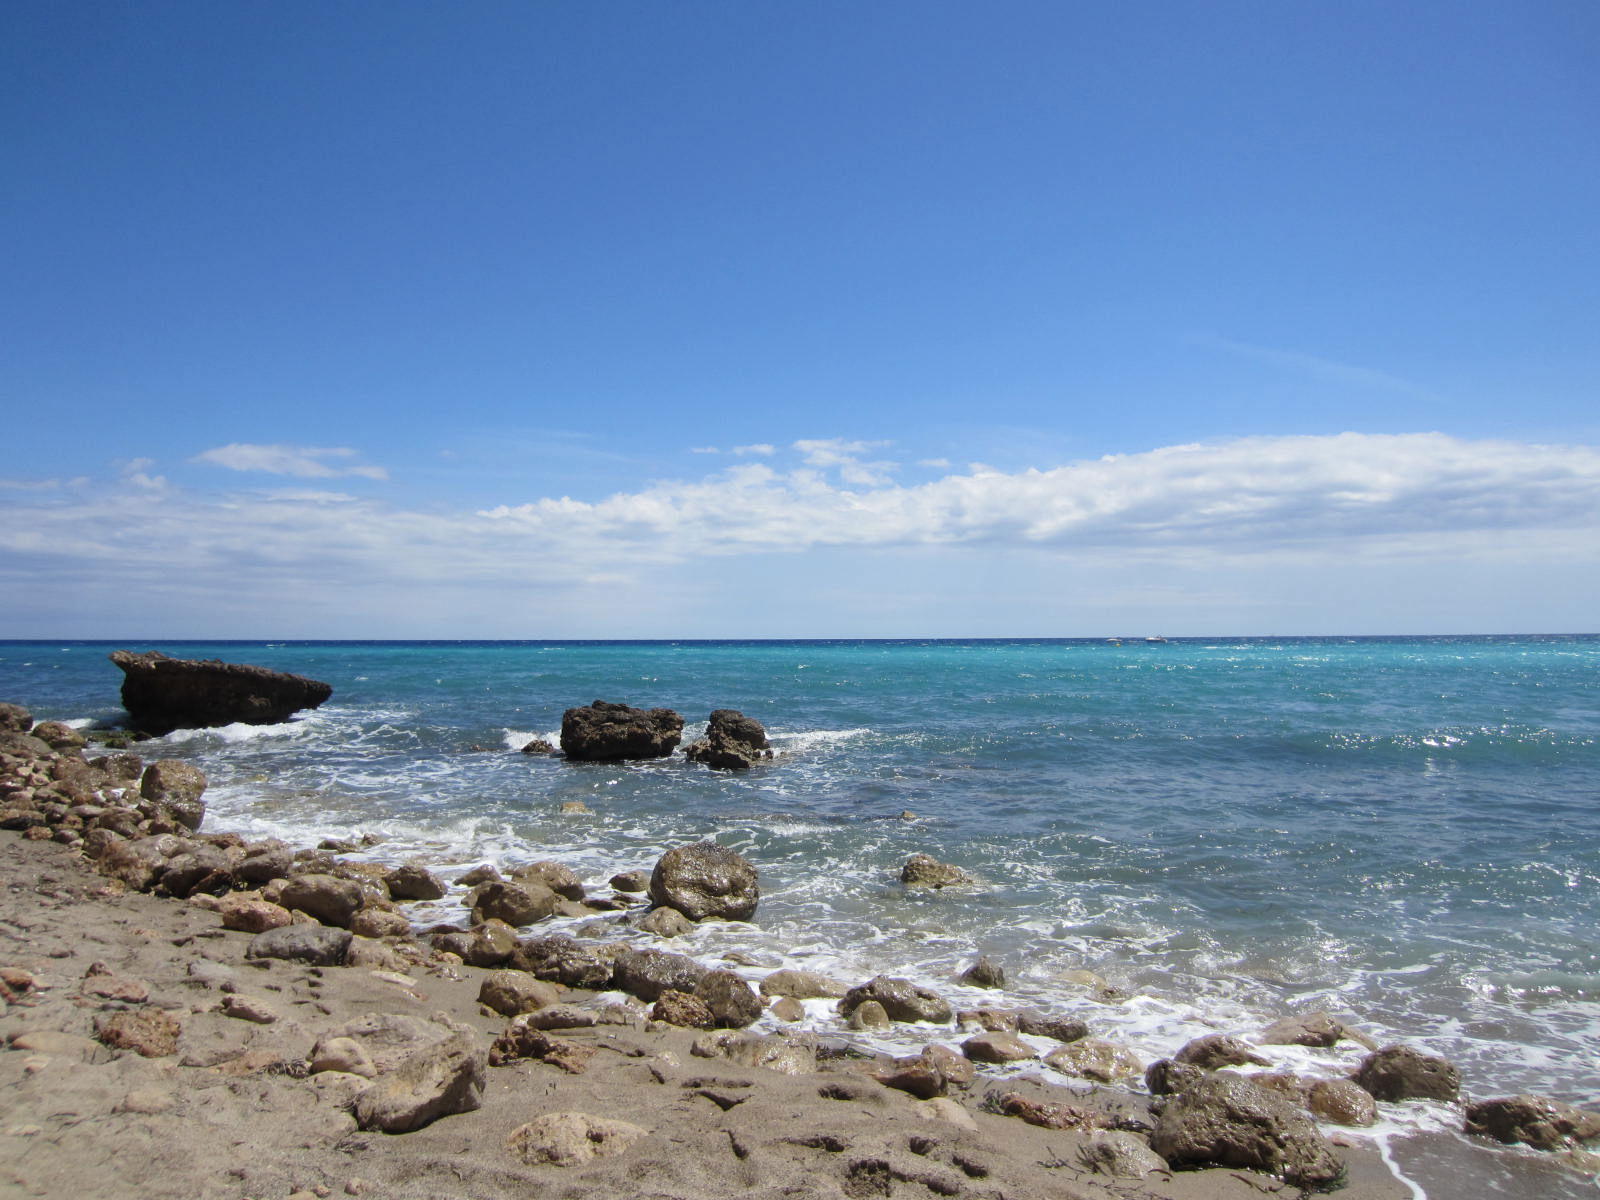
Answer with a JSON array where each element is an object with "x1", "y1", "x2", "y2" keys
[
  {"x1": 683, "y1": 709, "x2": 772, "y2": 770},
  {"x1": 899, "y1": 854, "x2": 970, "y2": 888},
  {"x1": 1464, "y1": 1094, "x2": 1600, "y2": 1151},
  {"x1": 1352, "y1": 1044, "x2": 1461, "y2": 1102},
  {"x1": 839, "y1": 976, "x2": 953, "y2": 1025},
  {"x1": 110, "y1": 649, "x2": 332, "y2": 735}
]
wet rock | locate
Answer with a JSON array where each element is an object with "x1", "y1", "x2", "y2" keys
[
  {"x1": 771, "y1": 997, "x2": 806, "y2": 1022},
  {"x1": 899, "y1": 854, "x2": 970, "y2": 888},
  {"x1": 649, "y1": 841, "x2": 760, "y2": 922},
  {"x1": 95, "y1": 1007, "x2": 182, "y2": 1057},
  {"x1": 431, "y1": 920, "x2": 517, "y2": 967},
  {"x1": 470, "y1": 879, "x2": 559, "y2": 927},
  {"x1": 506, "y1": 1112, "x2": 649, "y2": 1165},
  {"x1": 1077, "y1": 1132, "x2": 1168, "y2": 1178},
  {"x1": 1150, "y1": 1074, "x2": 1345, "y2": 1189},
  {"x1": 613, "y1": 946, "x2": 709, "y2": 1002},
  {"x1": 1352, "y1": 1044, "x2": 1461, "y2": 1103},
  {"x1": 682, "y1": 709, "x2": 772, "y2": 770},
  {"x1": 1044, "y1": 1038, "x2": 1143, "y2": 1083},
  {"x1": 959, "y1": 956, "x2": 1005, "y2": 988},
  {"x1": 694, "y1": 969, "x2": 763, "y2": 1028},
  {"x1": 1017, "y1": 1011, "x2": 1089, "y2": 1043},
  {"x1": 958, "y1": 1007, "x2": 1020, "y2": 1033},
  {"x1": 849, "y1": 1000, "x2": 891, "y2": 1030},
  {"x1": 509, "y1": 860, "x2": 585, "y2": 901},
  {"x1": 1173, "y1": 1034, "x2": 1272, "y2": 1071},
  {"x1": 246, "y1": 923, "x2": 352, "y2": 967},
  {"x1": 352, "y1": 1033, "x2": 486, "y2": 1133},
  {"x1": 350, "y1": 907, "x2": 412, "y2": 938},
  {"x1": 385, "y1": 863, "x2": 446, "y2": 902},
  {"x1": 1464, "y1": 1094, "x2": 1600, "y2": 1150},
  {"x1": 918, "y1": 1043, "x2": 976, "y2": 1089},
  {"x1": 1145, "y1": 1058, "x2": 1206, "y2": 1096},
  {"x1": 637, "y1": 906, "x2": 695, "y2": 938},
  {"x1": 652, "y1": 989, "x2": 716, "y2": 1029},
  {"x1": 279, "y1": 873, "x2": 365, "y2": 928},
  {"x1": 609, "y1": 869, "x2": 650, "y2": 893},
  {"x1": 478, "y1": 970, "x2": 559, "y2": 1017},
  {"x1": 761, "y1": 969, "x2": 848, "y2": 999},
  {"x1": 234, "y1": 844, "x2": 294, "y2": 886},
  {"x1": 137, "y1": 760, "x2": 208, "y2": 831},
  {"x1": 1309, "y1": 1078, "x2": 1379, "y2": 1126},
  {"x1": 559, "y1": 699, "x2": 683, "y2": 761},
  {"x1": 110, "y1": 649, "x2": 332, "y2": 735},
  {"x1": 961, "y1": 1031, "x2": 1035, "y2": 1063},
  {"x1": 509, "y1": 934, "x2": 615, "y2": 989},
  {"x1": 455, "y1": 863, "x2": 501, "y2": 887},
  {"x1": 519, "y1": 738, "x2": 556, "y2": 755},
  {"x1": 839, "y1": 976, "x2": 953, "y2": 1025},
  {"x1": 1260, "y1": 1010, "x2": 1375, "y2": 1050}
]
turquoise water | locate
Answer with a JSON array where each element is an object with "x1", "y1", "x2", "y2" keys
[{"x1": 4, "y1": 636, "x2": 1598, "y2": 1183}]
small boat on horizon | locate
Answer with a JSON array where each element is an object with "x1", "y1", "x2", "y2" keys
[{"x1": 1144, "y1": 635, "x2": 1168, "y2": 643}]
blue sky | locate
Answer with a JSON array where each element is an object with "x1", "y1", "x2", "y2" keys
[{"x1": 3, "y1": 1, "x2": 1598, "y2": 637}]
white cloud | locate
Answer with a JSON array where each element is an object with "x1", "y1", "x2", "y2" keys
[
  {"x1": 733, "y1": 443, "x2": 776, "y2": 456},
  {"x1": 689, "y1": 446, "x2": 720, "y2": 455},
  {"x1": 192, "y1": 443, "x2": 389, "y2": 480}
]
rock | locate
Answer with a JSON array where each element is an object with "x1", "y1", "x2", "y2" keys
[
  {"x1": 609, "y1": 870, "x2": 651, "y2": 893},
  {"x1": 1017, "y1": 1011, "x2": 1089, "y2": 1043},
  {"x1": 385, "y1": 863, "x2": 446, "y2": 902},
  {"x1": 1173, "y1": 1034, "x2": 1272, "y2": 1071},
  {"x1": 219, "y1": 993, "x2": 280, "y2": 1024},
  {"x1": 694, "y1": 969, "x2": 763, "y2": 1028},
  {"x1": 613, "y1": 947, "x2": 709, "y2": 1002},
  {"x1": 488, "y1": 1020, "x2": 597, "y2": 1072},
  {"x1": 899, "y1": 853, "x2": 971, "y2": 888},
  {"x1": 648, "y1": 841, "x2": 760, "y2": 922},
  {"x1": 682, "y1": 709, "x2": 772, "y2": 770},
  {"x1": 958, "y1": 1007, "x2": 1020, "y2": 1033},
  {"x1": 278, "y1": 873, "x2": 365, "y2": 928},
  {"x1": 519, "y1": 738, "x2": 556, "y2": 755},
  {"x1": 761, "y1": 969, "x2": 848, "y2": 999},
  {"x1": 350, "y1": 907, "x2": 412, "y2": 938},
  {"x1": 995, "y1": 1093, "x2": 1103, "y2": 1131},
  {"x1": 1464, "y1": 1094, "x2": 1600, "y2": 1150},
  {"x1": 652, "y1": 990, "x2": 716, "y2": 1029},
  {"x1": 110, "y1": 649, "x2": 332, "y2": 735},
  {"x1": 327, "y1": 1013, "x2": 455, "y2": 1073},
  {"x1": 519, "y1": 1004, "x2": 599, "y2": 1031},
  {"x1": 158, "y1": 844, "x2": 232, "y2": 897},
  {"x1": 1150, "y1": 1074, "x2": 1345, "y2": 1189},
  {"x1": 0, "y1": 702, "x2": 31, "y2": 731},
  {"x1": 352, "y1": 1033, "x2": 486, "y2": 1133},
  {"x1": 849, "y1": 1000, "x2": 891, "y2": 1030},
  {"x1": 1260, "y1": 1010, "x2": 1374, "y2": 1049},
  {"x1": 95, "y1": 1007, "x2": 182, "y2": 1057},
  {"x1": 962, "y1": 1031, "x2": 1036, "y2": 1063},
  {"x1": 1078, "y1": 1132, "x2": 1168, "y2": 1178},
  {"x1": 771, "y1": 997, "x2": 806, "y2": 1022},
  {"x1": 1145, "y1": 1058, "x2": 1207, "y2": 1096},
  {"x1": 559, "y1": 699, "x2": 683, "y2": 761},
  {"x1": 959, "y1": 956, "x2": 1005, "y2": 988},
  {"x1": 509, "y1": 935, "x2": 615, "y2": 989},
  {"x1": 309, "y1": 1036, "x2": 377, "y2": 1078},
  {"x1": 96, "y1": 836, "x2": 175, "y2": 891},
  {"x1": 1309, "y1": 1078, "x2": 1379, "y2": 1126},
  {"x1": 839, "y1": 976, "x2": 953, "y2": 1025},
  {"x1": 478, "y1": 970, "x2": 559, "y2": 1017},
  {"x1": 455, "y1": 863, "x2": 501, "y2": 887},
  {"x1": 246, "y1": 924, "x2": 352, "y2": 966},
  {"x1": 872, "y1": 1058, "x2": 948, "y2": 1099},
  {"x1": 1043, "y1": 1038, "x2": 1143, "y2": 1083},
  {"x1": 637, "y1": 906, "x2": 695, "y2": 938},
  {"x1": 82, "y1": 962, "x2": 150, "y2": 1003},
  {"x1": 506, "y1": 1112, "x2": 649, "y2": 1165},
  {"x1": 431, "y1": 920, "x2": 517, "y2": 967},
  {"x1": 235, "y1": 844, "x2": 294, "y2": 886},
  {"x1": 0, "y1": 730, "x2": 54, "y2": 759},
  {"x1": 31, "y1": 720, "x2": 86, "y2": 750},
  {"x1": 1352, "y1": 1044, "x2": 1461, "y2": 1102},
  {"x1": 137, "y1": 760, "x2": 208, "y2": 831},
  {"x1": 218, "y1": 894, "x2": 293, "y2": 933},
  {"x1": 691, "y1": 1031, "x2": 817, "y2": 1074},
  {"x1": 509, "y1": 860, "x2": 585, "y2": 901},
  {"x1": 8, "y1": 1030, "x2": 110, "y2": 1062},
  {"x1": 470, "y1": 879, "x2": 559, "y2": 927}
]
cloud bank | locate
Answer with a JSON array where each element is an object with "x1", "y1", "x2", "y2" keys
[{"x1": 192, "y1": 443, "x2": 389, "y2": 480}]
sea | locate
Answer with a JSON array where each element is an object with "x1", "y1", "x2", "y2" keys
[{"x1": 3, "y1": 635, "x2": 1598, "y2": 1197}]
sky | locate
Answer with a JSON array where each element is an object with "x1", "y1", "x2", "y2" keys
[{"x1": 3, "y1": 0, "x2": 1598, "y2": 638}]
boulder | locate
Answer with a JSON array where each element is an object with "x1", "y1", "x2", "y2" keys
[
  {"x1": 839, "y1": 976, "x2": 953, "y2": 1025},
  {"x1": 138, "y1": 760, "x2": 208, "y2": 831},
  {"x1": 634, "y1": 906, "x2": 692, "y2": 938},
  {"x1": 478, "y1": 971, "x2": 559, "y2": 1017},
  {"x1": 1150, "y1": 1074, "x2": 1346, "y2": 1189},
  {"x1": 97, "y1": 835, "x2": 177, "y2": 891},
  {"x1": 0, "y1": 702, "x2": 31, "y2": 732},
  {"x1": 95, "y1": 1007, "x2": 183, "y2": 1058},
  {"x1": 470, "y1": 879, "x2": 559, "y2": 927},
  {"x1": 613, "y1": 947, "x2": 709, "y2": 1002},
  {"x1": 234, "y1": 844, "x2": 295, "y2": 886},
  {"x1": 648, "y1": 841, "x2": 760, "y2": 922},
  {"x1": 1309, "y1": 1078, "x2": 1379, "y2": 1127},
  {"x1": 431, "y1": 920, "x2": 517, "y2": 967},
  {"x1": 1260, "y1": 1011, "x2": 1374, "y2": 1050},
  {"x1": 1352, "y1": 1044, "x2": 1461, "y2": 1103},
  {"x1": 1017, "y1": 1011, "x2": 1090, "y2": 1044},
  {"x1": 509, "y1": 860, "x2": 584, "y2": 901},
  {"x1": 385, "y1": 862, "x2": 447, "y2": 902},
  {"x1": 1145, "y1": 1058, "x2": 1207, "y2": 1096},
  {"x1": 559, "y1": 699, "x2": 683, "y2": 761},
  {"x1": 246, "y1": 924, "x2": 352, "y2": 967},
  {"x1": 760, "y1": 969, "x2": 848, "y2": 999},
  {"x1": 652, "y1": 990, "x2": 715, "y2": 1029},
  {"x1": 1077, "y1": 1132, "x2": 1168, "y2": 1179},
  {"x1": 350, "y1": 907, "x2": 412, "y2": 938},
  {"x1": 110, "y1": 649, "x2": 332, "y2": 735},
  {"x1": 218, "y1": 894, "x2": 292, "y2": 933},
  {"x1": 308, "y1": 1036, "x2": 377, "y2": 1078},
  {"x1": 609, "y1": 869, "x2": 651, "y2": 893},
  {"x1": 1173, "y1": 1034, "x2": 1272, "y2": 1071},
  {"x1": 849, "y1": 1000, "x2": 891, "y2": 1030},
  {"x1": 509, "y1": 935, "x2": 615, "y2": 989},
  {"x1": 962, "y1": 1032, "x2": 1036, "y2": 1063},
  {"x1": 506, "y1": 1112, "x2": 649, "y2": 1166},
  {"x1": 900, "y1": 854, "x2": 970, "y2": 888},
  {"x1": 158, "y1": 843, "x2": 232, "y2": 897},
  {"x1": 352, "y1": 1033, "x2": 486, "y2": 1133},
  {"x1": 694, "y1": 969, "x2": 763, "y2": 1028},
  {"x1": 1044, "y1": 1038, "x2": 1143, "y2": 1083},
  {"x1": 682, "y1": 709, "x2": 772, "y2": 770},
  {"x1": 278, "y1": 873, "x2": 365, "y2": 928},
  {"x1": 1464, "y1": 1094, "x2": 1600, "y2": 1151},
  {"x1": 31, "y1": 720, "x2": 86, "y2": 750},
  {"x1": 959, "y1": 956, "x2": 1005, "y2": 988}
]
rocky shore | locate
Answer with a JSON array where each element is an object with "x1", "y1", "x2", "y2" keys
[{"x1": 1, "y1": 695, "x2": 1595, "y2": 1199}]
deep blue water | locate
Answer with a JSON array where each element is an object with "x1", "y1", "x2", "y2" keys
[{"x1": 4, "y1": 635, "x2": 1599, "y2": 1186}]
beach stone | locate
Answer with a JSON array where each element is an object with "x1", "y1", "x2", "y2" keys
[
  {"x1": 158, "y1": 844, "x2": 232, "y2": 897},
  {"x1": 137, "y1": 759, "x2": 208, "y2": 831},
  {"x1": 246, "y1": 923, "x2": 352, "y2": 967},
  {"x1": 279, "y1": 873, "x2": 365, "y2": 928},
  {"x1": 519, "y1": 737, "x2": 556, "y2": 755},
  {"x1": 770, "y1": 997, "x2": 806, "y2": 1022},
  {"x1": 918, "y1": 1042, "x2": 976, "y2": 1089},
  {"x1": 478, "y1": 970, "x2": 559, "y2": 1017},
  {"x1": 235, "y1": 844, "x2": 295, "y2": 886},
  {"x1": 959, "y1": 955, "x2": 1005, "y2": 988},
  {"x1": 350, "y1": 906, "x2": 412, "y2": 938},
  {"x1": 995, "y1": 1093, "x2": 1101, "y2": 1131},
  {"x1": 455, "y1": 863, "x2": 501, "y2": 887},
  {"x1": 559, "y1": 699, "x2": 683, "y2": 761},
  {"x1": 218, "y1": 894, "x2": 292, "y2": 933},
  {"x1": 694, "y1": 969, "x2": 763, "y2": 1028},
  {"x1": 432, "y1": 920, "x2": 517, "y2": 967},
  {"x1": 962, "y1": 1031, "x2": 1036, "y2": 1063},
  {"x1": 110, "y1": 649, "x2": 332, "y2": 735},
  {"x1": 1464, "y1": 1094, "x2": 1600, "y2": 1150},
  {"x1": 1150, "y1": 1074, "x2": 1345, "y2": 1188},
  {"x1": 0, "y1": 730, "x2": 53, "y2": 758},
  {"x1": 82, "y1": 962, "x2": 150, "y2": 1003},
  {"x1": 96, "y1": 835, "x2": 174, "y2": 891},
  {"x1": 609, "y1": 869, "x2": 650, "y2": 893},
  {"x1": 1146, "y1": 1058, "x2": 1208, "y2": 1095},
  {"x1": 637, "y1": 906, "x2": 695, "y2": 938},
  {"x1": 1044, "y1": 1037, "x2": 1143, "y2": 1083},
  {"x1": 95, "y1": 1007, "x2": 182, "y2": 1058},
  {"x1": 519, "y1": 1004, "x2": 599, "y2": 1031},
  {"x1": 899, "y1": 853, "x2": 970, "y2": 888},
  {"x1": 329, "y1": 1013, "x2": 455, "y2": 1072},
  {"x1": 509, "y1": 934, "x2": 615, "y2": 989},
  {"x1": 958, "y1": 1007, "x2": 1021, "y2": 1033},
  {"x1": 471, "y1": 879, "x2": 559, "y2": 927},
  {"x1": 613, "y1": 946, "x2": 709, "y2": 1002},
  {"x1": 1261, "y1": 1010, "x2": 1373, "y2": 1049},
  {"x1": 682, "y1": 709, "x2": 772, "y2": 770},
  {"x1": 839, "y1": 976, "x2": 953, "y2": 1025},
  {"x1": 1173, "y1": 1033, "x2": 1272, "y2": 1071},
  {"x1": 352, "y1": 1032, "x2": 486, "y2": 1133},
  {"x1": 652, "y1": 989, "x2": 715, "y2": 1029},
  {"x1": 849, "y1": 1000, "x2": 891, "y2": 1030},
  {"x1": 309, "y1": 1036, "x2": 378, "y2": 1078},
  {"x1": 220, "y1": 993, "x2": 280, "y2": 1024},
  {"x1": 509, "y1": 860, "x2": 585, "y2": 900},
  {"x1": 1078, "y1": 1132, "x2": 1168, "y2": 1178},
  {"x1": 506, "y1": 1112, "x2": 649, "y2": 1166},
  {"x1": 690, "y1": 1030, "x2": 817, "y2": 1074},
  {"x1": 872, "y1": 1058, "x2": 948, "y2": 1099},
  {"x1": 1017, "y1": 1010, "x2": 1089, "y2": 1043},
  {"x1": 1352, "y1": 1044, "x2": 1461, "y2": 1102},
  {"x1": 31, "y1": 720, "x2": 86, "y2": 750},
  {"x1": 761, "y1": 969, "x2": 848, "y2": 999},
  {"x1": 488, "y1": 1020, "x2": 597, "y2": 1072},
  {"x1": 0, "y1": 703, "x2": 30, "y2": 731},
  {"x1": 649, "y1": 841, "x2": 760, "y2": 922},
  {"x1": 1309, "y1": 1078, "x2": 1379, "y2": 1126},
  {"x1": 384, "y1": 862, "x2": 446, "y2": 902}
]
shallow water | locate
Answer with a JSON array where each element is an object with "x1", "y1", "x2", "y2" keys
[{"x1": 5, "y1": 636, "x2": 1599, "y2": 1194}]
